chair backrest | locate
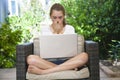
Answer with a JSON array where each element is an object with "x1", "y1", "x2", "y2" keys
[{"x1": 33, "y1": 34, "x2": 85, "y2": 58}]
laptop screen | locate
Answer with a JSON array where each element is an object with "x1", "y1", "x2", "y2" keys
[{"x1": 39, "y1": 34, "x2": 78, "y2": 58}]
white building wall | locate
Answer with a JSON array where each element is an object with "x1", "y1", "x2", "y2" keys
[
  {"x1": 0, "y1": 0, "x2": 9, "y2": 23},
  {"x1": 8, "y1": 0, "x2": 20, "y2": 16},
  {"x1": 0, "y1": 0, "x2": 20, "y2": 24}
]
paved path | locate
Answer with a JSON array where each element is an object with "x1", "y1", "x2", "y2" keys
[
  {"x1": 100, "y1": 69, "x2": 120, "y2": 80},
  {"x1": 0, "y1": 68, "x2": 120, "y2": 80},
  {"x1": 0, "y1": 68, "x2": 16, "y2": 80}
]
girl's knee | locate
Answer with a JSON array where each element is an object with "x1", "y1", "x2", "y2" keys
[
  {"x1": 27, "y1": 55, "x2": 39, "y2": 65},
  {"x1": 79, "y1": 52, "x2": 88, "y2": 62},
  {"x1": 82, "y1": 52, "x2": 88, "y2": 58},
  {"x1": 82, "y1": 52, "x2": 88, "y2": 62},
  {"x1": 78, "y1": 52, "x2": 88, "y2": 57}
]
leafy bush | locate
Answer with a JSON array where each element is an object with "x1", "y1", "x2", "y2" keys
[
  {"x1": 8, "y1": 15, "x2": 33, "y2": 43},
  {"x1": 0, "y1": 23, "x2": 22, "y2": 68},
  {"x1": 60, "y1": 0, "x2": 98, "y2": 39},
  {"x1": 108, "y1": 40, "x2": 120, "y2": 61},
  {"x1": 8, "y1": 0, "x2": 45, "y2": 43},
  {"x1": 0, "y1": 0, "x2": 44, "y2": 68},
  {"x1": 60, "y1": 0, "x2": 120, "y2": 59}
]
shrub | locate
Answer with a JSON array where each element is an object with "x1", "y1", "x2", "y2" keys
[
  {"x1": 60, "y1": 0, "x2": 120, "y2": 59},
  {"x1": 0, "y1": 23, "x2": 22, "y2": 68},
  {"x1": 108, "y1": 40, "x2": 120, "y2": 62}
]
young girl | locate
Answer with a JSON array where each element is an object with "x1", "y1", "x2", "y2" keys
[{"x1": 27, "y1": 3, "x2": 88, "y2": 75}]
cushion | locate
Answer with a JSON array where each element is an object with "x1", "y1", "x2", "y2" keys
[
  {"x1": 33, "y1": 35, "x2": 84, "y2": 56},
  {"x1": 33, "y1": 37, "x2": 40, "y2": 56},
  {"x1": 77, "y1": 35, "x2": 84, "y2": 53},
  {"x1": 26, "y1": 67, "x2": 89, "y2": 80}
]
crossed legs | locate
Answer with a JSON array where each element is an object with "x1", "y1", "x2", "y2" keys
[{"x1": 27, "y1": 52, "x2": 88, "y2": 75}]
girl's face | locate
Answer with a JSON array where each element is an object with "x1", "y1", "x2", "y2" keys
[{"x1": 50, "y1": 10, "x2": 64, "y2": 25}]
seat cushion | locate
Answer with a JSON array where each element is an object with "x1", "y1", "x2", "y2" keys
[{"x1": 26, "y1": 67, "x2": 89, "y2": 80}]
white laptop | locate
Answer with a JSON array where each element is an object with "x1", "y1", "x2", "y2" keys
[{"x1": 39, "y1": 34, "x2": 78, "y2": 58}]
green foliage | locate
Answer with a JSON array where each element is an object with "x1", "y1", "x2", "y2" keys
[
  {"x1": 60, "y1": 0, "x2": 120, "y2": 59},
  {"x1": 0, "y1": 23, "x2": 22, "y2": 68},
  {"x1": 0, "y1": 0, "x2": 44, "y2": 68},
  {"x1": 8, "y1": 15, "x2": 33, "y2": 43},
  {"x1": 61, "y1": 0, "x2": 99, "y2": 39},
  {"x1": 108, "y1": 40, "x2": 120, "y2": 61},
  {"x1": 8, "y1": 0, "x2": 44, "y2": 43}
]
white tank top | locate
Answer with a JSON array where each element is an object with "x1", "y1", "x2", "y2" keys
[{"x1": 40, "y1": 24, "x2": 75, "y2": 35}]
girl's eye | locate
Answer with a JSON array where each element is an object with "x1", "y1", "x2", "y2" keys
[
  {"x1": 53, "y1": 16, "x2": 63, "y2": 19},
  {"x1": 53, "y1": 16, "x2": 57, "y2": 19},
  {"x1": 58, "y1": 16, "x2": 62, "y2": 19}
]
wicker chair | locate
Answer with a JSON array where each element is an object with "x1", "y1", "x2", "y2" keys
[{"x1": 16, "y1": 36, "x2": 100, "y2": 80}]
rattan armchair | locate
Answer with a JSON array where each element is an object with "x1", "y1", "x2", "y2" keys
[{"x1": 16, "y1": 36, "x2": 100, "y2": 80}]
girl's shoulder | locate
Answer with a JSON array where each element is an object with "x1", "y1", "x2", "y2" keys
[
  {"x1": 40, "y1": 24, "x2": 52, "y2": 35},
  {"x1": 64, "y1": 25, "x2": 75, "y2": 34},
  {"x1": 40, "y1": 24, "x2": 50, "y2": 29},
  {"x1": 65, "y1": 24, "x2": 75, "y2": 30}
]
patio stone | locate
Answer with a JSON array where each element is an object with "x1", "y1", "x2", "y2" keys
[{"x1": 0, "y1": 67, "x2": 120, "y2": 80}]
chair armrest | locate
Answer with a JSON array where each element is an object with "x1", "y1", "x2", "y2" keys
[
  {"x1": 16, "y1": 42, "x2": 33, "y2": 80},
  {"x1": 85, "y1": 40, "x2": 100, "y2": 80}
]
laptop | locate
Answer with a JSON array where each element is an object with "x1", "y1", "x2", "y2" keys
[{"x1": 39, "y1": 34, "x2": 78, "y2": 58}]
